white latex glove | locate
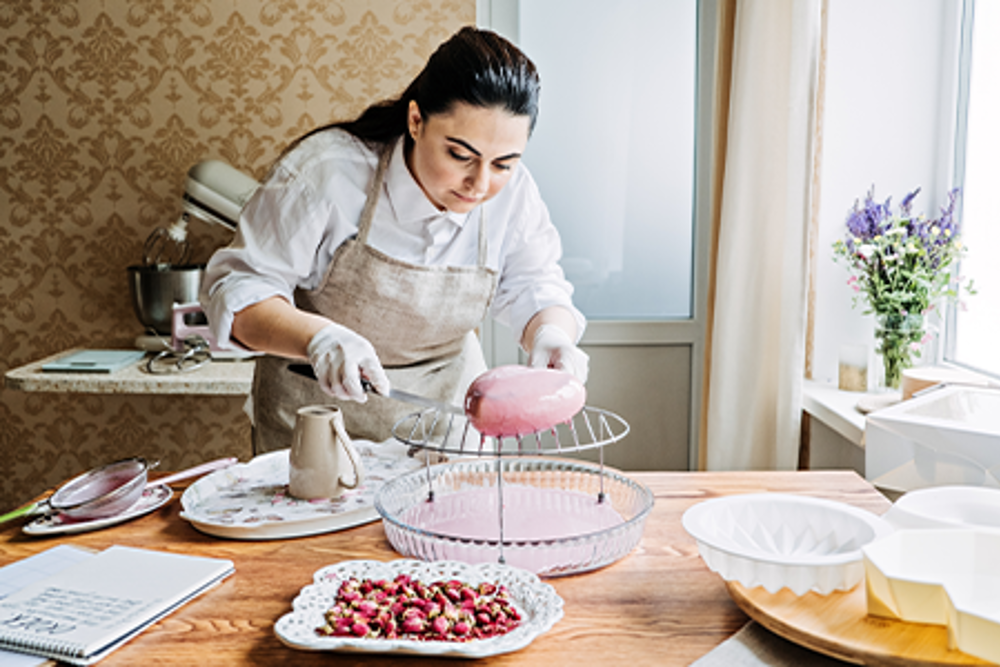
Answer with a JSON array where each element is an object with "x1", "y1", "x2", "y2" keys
[
  {"x1": 307, "y1": 323, "x2": 391, "y2": 402},
  {"x1": 527, "y1": 324, "x2": 589, "y2": 383}
]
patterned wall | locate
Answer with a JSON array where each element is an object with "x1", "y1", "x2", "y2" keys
[{"x1": 0, "y1": 1, "x2": 474, "y2": 511}]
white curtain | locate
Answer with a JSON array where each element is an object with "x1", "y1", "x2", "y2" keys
[{"x1": 704, "y1": 0, "x2": 824, "y2": 470}]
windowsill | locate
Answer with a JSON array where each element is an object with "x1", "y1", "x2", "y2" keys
[
  {"x1": 803, "y1": 365, "x2": 1000, "y2": 451},
  {"x1": 802, "y1": 379, "x2": 869, "y2": 448}
]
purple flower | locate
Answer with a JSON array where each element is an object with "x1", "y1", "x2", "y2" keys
[
  {"x1": 844, "y1": 187, "x2": 894, "y2": 251},
  {"x1": 899, "y1": 187, "x2": 921, "y2": 217}
]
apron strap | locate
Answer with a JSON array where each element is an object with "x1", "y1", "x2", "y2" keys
[
  {"x1": 356, "y1": 148, "x2": 391, "y2": 245},
  {"x1": 358, "y1": 142, "x2": 489, "y2": 269}
]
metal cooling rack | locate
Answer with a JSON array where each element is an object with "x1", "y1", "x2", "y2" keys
[{"x1": 390, "y1": 405, "x2": 630, "y2": 458}]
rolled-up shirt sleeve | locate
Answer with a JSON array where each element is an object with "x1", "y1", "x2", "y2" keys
[
  {"x1": 489, "y1": 172, "x2": 586, "y2": 344},
  {"x1": 200, "y1": 163, "x2": 331, "y2": 348}
]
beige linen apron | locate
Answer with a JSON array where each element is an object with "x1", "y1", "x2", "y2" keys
[{"x1": 253, "y1": 147, "x2": 498, "y2": 453}]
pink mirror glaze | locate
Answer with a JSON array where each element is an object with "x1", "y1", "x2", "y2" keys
[{"x1": 464, "y1": 366, "x2": 586, "y2": 437}]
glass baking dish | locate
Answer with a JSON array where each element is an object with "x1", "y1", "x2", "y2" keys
[{"x1": 375, "y1": 457, "x2": 654, "y2": 577}]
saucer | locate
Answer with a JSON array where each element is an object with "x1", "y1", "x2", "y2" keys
[{"x1": 23, "y1": 485, "x2": 173, "y2": 536}]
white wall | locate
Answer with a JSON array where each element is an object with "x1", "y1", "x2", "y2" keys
[{"x1": 812, "y1": 0, "x2": 963, "y2": 384}]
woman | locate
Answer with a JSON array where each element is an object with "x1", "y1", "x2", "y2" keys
[{"x1": 201, "y1": 26, "x2": 587, "y2": 453}]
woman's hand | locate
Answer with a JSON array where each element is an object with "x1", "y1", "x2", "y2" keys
[
  {"x1": 527, "y1": 324, "x2": 589, "y2": 383},
  {"x1": 307, "y1": 323, "x2": 391, "y2": 402},
  {"x1": 522, "y1": 306, "x2": 589, "y2": 383},
  {"x1": 231, "y1": 296, "x2": 390, "y2": 401}
]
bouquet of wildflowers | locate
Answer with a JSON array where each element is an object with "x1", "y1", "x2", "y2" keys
[{"x1": 832, "y1": 187, "x2": 974, "y2": 388}]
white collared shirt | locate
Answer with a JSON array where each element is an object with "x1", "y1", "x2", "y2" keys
[{"x1": 201, "y1": 130, "x2": 585, "y2": 348}]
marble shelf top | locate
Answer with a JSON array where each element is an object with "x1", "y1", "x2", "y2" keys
[{"x1": 4, "y1": 348, "x2": 254, "y2": 395}]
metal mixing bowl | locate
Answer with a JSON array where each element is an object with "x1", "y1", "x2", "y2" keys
[{"x1": 127, "y1": 264, "x2": 204, "y2": 335}]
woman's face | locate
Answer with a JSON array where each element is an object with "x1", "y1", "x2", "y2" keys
[{"x1": 406, "y1": 100, "x2": 531, "y2": 214}]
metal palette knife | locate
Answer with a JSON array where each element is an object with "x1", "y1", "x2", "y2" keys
[{"x1": 286, "y1": 363, "x2": 463, "y2": 416}]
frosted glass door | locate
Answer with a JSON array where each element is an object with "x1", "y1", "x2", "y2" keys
[{"x1": 519, "y1": 0, "x2": 697, "y2": 319}]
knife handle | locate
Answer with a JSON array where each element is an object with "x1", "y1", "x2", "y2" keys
[{"x1": 287, "y1": 363, "x2": 380, "y2": 396}]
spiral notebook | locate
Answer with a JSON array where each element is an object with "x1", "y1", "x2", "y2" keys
[{"x1": 0, "y1": 545, "x2": 234, "y2": 665}]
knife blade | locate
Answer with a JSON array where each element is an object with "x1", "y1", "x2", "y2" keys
[{"x1": 286, "y1": 363, "x2": 465, "y2": 416}]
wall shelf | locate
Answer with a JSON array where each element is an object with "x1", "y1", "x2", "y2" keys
[{"x1": 4, "y1": 348, "x2": 254, "y2": 396}]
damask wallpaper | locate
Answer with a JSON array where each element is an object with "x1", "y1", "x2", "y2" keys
[{"x1": 0, "y1": 0, "x2": 474, "y2": 511}]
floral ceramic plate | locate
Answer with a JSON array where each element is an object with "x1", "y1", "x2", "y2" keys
[
  {"x1": 23, "y1": 484, "x2": 173, "y2": 536},
  {"x1": 273, "y1": 559, "x2": 564, "y2": 658},
  {"x1": 179, "y1": 442, "x2": 422, "y2": 540}
]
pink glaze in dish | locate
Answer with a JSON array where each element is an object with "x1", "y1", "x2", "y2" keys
[
  {"x1": 404, "y1": 486, "x2": 624, "y2": 541},
  {"x1": 464, "y1": 366, "x2": 586, "y2": 437},
  {"x1": 401, "y1": 486, "x2": 624, "y2": 573}
]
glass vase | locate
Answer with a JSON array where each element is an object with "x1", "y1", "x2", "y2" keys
[{"x1": 874, "y1": 313, "x2": 932, "y2": 391}]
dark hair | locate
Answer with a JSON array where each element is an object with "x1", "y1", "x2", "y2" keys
[{"x1": 288, "y1": 26, "x2": 540, "y2": 155}]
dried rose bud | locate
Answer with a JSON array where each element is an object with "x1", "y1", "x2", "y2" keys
[
  {"x1": 401, "y1": 616, "x2": 426, "y2": 634},
  {"x1": 357, "y1": 600, "x2": 378, "y2": 617},
  {"x1": 401, "y1": 607, "x2": 426, "y2": 622},
  {"x1": 430, "y1": 615, "x2": 450, "y2": 635},
  {"x1": 442, "y1": 602, "x2": 460, "y2": 622}
]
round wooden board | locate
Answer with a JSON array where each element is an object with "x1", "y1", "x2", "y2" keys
[{"x1": 726, "y1": 581, "x2": 991, "y2": 666}]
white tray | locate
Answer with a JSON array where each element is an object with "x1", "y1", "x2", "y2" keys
[
  {"x1": 179, "y1": 443, "x2": 421, "y2": 540},
  {"x1": 24, "y1": 485, "x2": 173, "y2": 536},
  {"x1": 274, "y1": 559, "x2": 563, "y2": 658}
]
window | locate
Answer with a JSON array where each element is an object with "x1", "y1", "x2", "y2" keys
[
  {"x1": 950, "y1": 0, "x2": 1000, "y2": 378},
  {"x1": 517, "y1": 0, "x2": 697, "y2": 320}
]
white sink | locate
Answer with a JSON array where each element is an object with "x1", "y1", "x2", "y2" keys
[{"x1": 865, "y1": 385, "x2": 1000, "y2": 493}]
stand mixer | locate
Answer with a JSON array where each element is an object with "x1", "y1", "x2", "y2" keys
[{"x1": 129, "y1": 161, "x2": 260, "y2": 370}]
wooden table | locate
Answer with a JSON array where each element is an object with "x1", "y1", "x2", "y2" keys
[{"x1": 0, "y1": 471, "x2": 890, "y2": 666}]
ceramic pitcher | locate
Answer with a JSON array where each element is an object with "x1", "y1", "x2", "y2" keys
[{"x1": 288, "y1": 405, "x2": 364, "y2": 500}]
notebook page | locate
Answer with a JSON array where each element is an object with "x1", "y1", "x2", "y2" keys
[
  {"x1": 0, "y1": 546, "x2": 95, "y2": 667},
  {"x1": 0, "y1": 545, "x2": 93, "y2": 600}
]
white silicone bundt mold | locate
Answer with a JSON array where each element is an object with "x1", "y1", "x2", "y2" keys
[{"x1": 682, "y1": 493, "x2": 893, "y2": 595}]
